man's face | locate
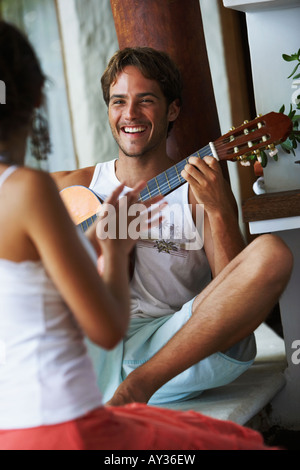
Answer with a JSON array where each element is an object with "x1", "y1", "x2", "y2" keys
[{"x1": 108, "y1": 65, "x2": 179, "y2": 158}]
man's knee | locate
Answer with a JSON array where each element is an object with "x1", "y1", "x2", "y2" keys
[{"x1": 249, "y1": 234, "x2": 293, "y2": 282}]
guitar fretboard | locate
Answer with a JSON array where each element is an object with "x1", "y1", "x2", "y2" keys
[
  {"x1": 79, "y1": 214, "x2": 98, "y2": 232},
  {"x1": 138, "y1": 143, "x2": 213, "y2": 202},
  {"x1": 78, "y1": 142, "x2": 214, "y2": 231}
]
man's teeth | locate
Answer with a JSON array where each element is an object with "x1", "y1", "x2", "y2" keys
[{"x1": 123, "y1": 127, "x2": 145, "y2": 133}]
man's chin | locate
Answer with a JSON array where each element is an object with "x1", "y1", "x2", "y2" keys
[{"x1": 119, "y1": 147, "x2": 147, "y2": 158}]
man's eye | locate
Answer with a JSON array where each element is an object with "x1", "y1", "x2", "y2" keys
[{"x1": 111, "y1": 99, "x2": 125, "y2": 105}]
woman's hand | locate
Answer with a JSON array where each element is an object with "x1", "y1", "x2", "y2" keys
[{"x1": 95, "y1": 182, "x2": 166, "y2": 273}]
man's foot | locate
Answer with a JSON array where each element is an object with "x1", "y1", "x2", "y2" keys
[{"x1": 105, "y1": 377, "x2": 150, "y2": 406}]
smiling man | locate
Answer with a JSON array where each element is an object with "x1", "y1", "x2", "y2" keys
[
  {"x1": 52, "y1": 47, "x2": 292, "y2": 406},
  {"x1": 108, "y1": 69, "x2": 177, "y2": 157}
]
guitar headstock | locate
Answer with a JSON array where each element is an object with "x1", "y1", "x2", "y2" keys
[{"x1": 214, "y1": 112, "x2": 292, "y2": 162}]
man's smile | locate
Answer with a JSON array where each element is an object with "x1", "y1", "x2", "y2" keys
[{"x1": 121, "y1": 125, "x2": 147, "y2": 135}]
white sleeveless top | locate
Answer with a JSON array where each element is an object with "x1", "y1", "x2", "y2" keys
[
  {"x1": 0, "y1": 166, "x2": 102, "y2": 429},
  {"x1": 90, "y1": 159, "x2": 211, "y2": 318}
]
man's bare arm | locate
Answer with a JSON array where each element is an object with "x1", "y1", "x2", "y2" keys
[
  {"x1": 184, "y1": 156, "x2": 245, "y2": 278},
  {"x1": 51, "y1": 166, "x2": 96, "y2": 191}
]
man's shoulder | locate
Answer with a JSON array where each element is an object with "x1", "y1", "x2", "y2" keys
[{"x1": 51, "y1": 165, "x2": 96, "y2": 191}]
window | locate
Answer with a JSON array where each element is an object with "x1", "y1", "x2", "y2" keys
[{"x1": 0, "y1": 0, "x2": 77, "y2": 171}]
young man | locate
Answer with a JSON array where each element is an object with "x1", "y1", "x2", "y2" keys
[{"x1": 53, "y1": 47, "x2": 292, "y2": 406}]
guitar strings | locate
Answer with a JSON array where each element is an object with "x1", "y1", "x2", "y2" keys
[
  {"x1": 137, "y1": 137, "x2": 255, "y2": 201},
  {"x1": 146, "y1": 128, "x2": 265, "y2": 200},
  {"x1": 138, "y1": 142, "x2": 221, "y2": 201},
  {"x1": 82, "y1": 141, "x2": 240, "y2": 226}
]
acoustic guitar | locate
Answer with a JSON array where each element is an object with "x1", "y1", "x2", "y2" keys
[{"x1": 60, "y1": 112, "x2": 292, "y2": 232}]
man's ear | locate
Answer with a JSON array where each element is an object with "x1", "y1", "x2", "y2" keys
[{"x1": 167, "y1": 98, "x2": 181, "y2": 123}]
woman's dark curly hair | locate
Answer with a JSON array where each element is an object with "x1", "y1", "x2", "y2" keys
[{"x1": 0, "y1": 21, "x2": 45, "y2": 141}]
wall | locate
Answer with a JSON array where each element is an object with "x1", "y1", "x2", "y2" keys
[
  {"x1": 1, "y1": 0, "x2": 77, "y2": 171},
  {"x1": 56, "y1": 0, "x2": 119, "y2": 168},
  {"x1": 200, "y1": 0, "x2": 257, "y2": 239},
  {"x1": 56, "y1": 0, "x2": 249, "y2": 233},
  {"x1": 200, "y1": 0, "x2": 242, "y2": 222},
  {"x1": 246, "y1": 4, "x2": 300, "y2": 192},
  {"x1": 224, "y1": 0, "x2": 300, "y2": 192}
]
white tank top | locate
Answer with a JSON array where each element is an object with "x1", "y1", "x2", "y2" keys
[
  {"x1": 90, "y1": 159, "x2": 211, "y2": 318},
  {"x1": 0, "y1": 166, "x2": 102, "y2": 429}
]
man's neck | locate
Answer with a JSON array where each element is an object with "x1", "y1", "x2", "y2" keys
[{"x1": 115, "y1": 151, "x2": 174, "y2": 188}]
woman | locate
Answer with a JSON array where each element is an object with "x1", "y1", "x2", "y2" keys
[{"x1": 0, "y1": 20, "x2": 275, "y2": 450}]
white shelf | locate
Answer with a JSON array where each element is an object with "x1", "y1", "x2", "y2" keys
[
  {"x1": 223, "y1": 0, "x2": 300, "y2": 12},
  {"x1": 249, "y1": 216, "x2": 300, "y2": 234}
]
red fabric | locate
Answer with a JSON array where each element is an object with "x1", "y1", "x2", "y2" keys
[{"x1": 0, "y1": 404, "x2": 276, "y2": 450}]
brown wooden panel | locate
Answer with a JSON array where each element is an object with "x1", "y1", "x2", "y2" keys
[{"x1": 242, "y1": 190, "x2": 300, "y2": 222}]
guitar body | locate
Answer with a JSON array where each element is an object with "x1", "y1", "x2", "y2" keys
[{"x1": 60, "y1": 185, "x2": 102, "y2": 231}]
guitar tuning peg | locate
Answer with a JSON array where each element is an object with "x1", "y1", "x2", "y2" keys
[
  {"x1": 255, "y1": 114, "x2": 263, "y2": 128},
  {"x1": 243, "y1": 120, "x2": 249, "y2": 125},
  {"x1": 230, "y1": 126, "x2": 235, "y2": 131}
]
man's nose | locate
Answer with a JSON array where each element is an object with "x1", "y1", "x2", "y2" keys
[{"x1": 124, "y1": 101, "x2": 139, "y2": 120}]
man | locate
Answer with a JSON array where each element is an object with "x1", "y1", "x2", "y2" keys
[{"x1": 53, "y1": 47, "x2": 292, "y2": 406}]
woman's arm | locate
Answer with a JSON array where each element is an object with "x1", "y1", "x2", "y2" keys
[
  {"x1": 21, "y1": 170, "x2": 164, "y2": 349},
  {"x1": 22, "y1": 171, "x2": 129, "y2": 348}
]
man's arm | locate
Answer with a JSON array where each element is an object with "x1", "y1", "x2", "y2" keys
[
  {"x1": 51, "y1": 166, "x2": 96, "y2": 191},
  {"x1": 184, "y1": 156, "x2": 246, "y2": 278}
]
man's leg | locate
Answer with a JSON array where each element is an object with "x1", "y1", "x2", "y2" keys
[{"x1": 107, "y1": 234, "x2": 293, "y2": 406}]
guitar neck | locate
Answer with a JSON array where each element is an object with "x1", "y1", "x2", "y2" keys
[
  {"x1": 138, "y1": 142, "x2": 214, "y2": 202},
  {"x1": 64, "y1": 111, "x2": 293, "y2": 232}
]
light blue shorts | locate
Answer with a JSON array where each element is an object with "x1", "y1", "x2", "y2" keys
[{"x1": 86, "y1": 297, "x2": 256, "y2": 405}]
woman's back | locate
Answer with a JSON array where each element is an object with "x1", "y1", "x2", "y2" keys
[{"x1": 0, "y1": 165, "x2": 102, "y2": 429}]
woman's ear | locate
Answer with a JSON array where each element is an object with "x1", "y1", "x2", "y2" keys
[{"x1": 167, "y1": 98, "x2": 181, "y2": 123}]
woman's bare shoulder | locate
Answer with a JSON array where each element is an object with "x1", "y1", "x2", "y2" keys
[
  {"x1": 4, "y1": 167, "x2": 62, "y2": 220},
  {"x1": 11, "y1": 166, "x2": 57, "y2": 198}
]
